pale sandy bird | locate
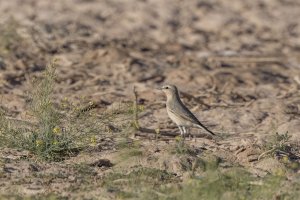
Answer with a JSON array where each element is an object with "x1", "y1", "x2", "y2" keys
[{"x1": 160, "y1": 84, "x2": 215, "y2": 137}]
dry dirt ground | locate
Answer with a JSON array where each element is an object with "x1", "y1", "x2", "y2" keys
[{"x1": 1, "y1": 0, "x2": 300, "y2": 199}]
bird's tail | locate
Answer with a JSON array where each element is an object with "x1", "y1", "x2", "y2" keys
[{"x1": 196, "y1": 123, "x2": 216, "y2": 136}]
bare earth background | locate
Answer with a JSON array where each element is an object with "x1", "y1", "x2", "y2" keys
[{"x1": 1, "y1": 0, "x2": 300, "y2": 199}]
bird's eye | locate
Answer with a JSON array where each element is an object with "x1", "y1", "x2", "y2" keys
[{"x1": 165, "y1": 86, "x2": 169, "y2": 89}]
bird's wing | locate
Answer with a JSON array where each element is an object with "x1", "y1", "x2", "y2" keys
[
  {"x1": 168, "y1": 103, "x2": 216, "y2": 136},
  {"x1": 168, "y1": 104, "x2": 200, "y2": 124}
]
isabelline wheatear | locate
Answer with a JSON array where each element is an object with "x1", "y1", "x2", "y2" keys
[{"x1": 160, "y1": 84, "x2": 215, "y2": 137}]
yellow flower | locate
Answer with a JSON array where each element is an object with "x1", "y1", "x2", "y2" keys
[
  {"x1": 155, "y1": 128, "x2": 160, "y2": 134},
  {"x1": 274, "y1": 168, "x2": 286, "y2": 177},
  {"x1": 90, "y1": 136, "x2": 97, "y2": 146},
  {"x1": 282, "y1": 155, "x2": 289, "y2": 163},
  {"x1": 175, "y1": 136, "x2": 182, "y2": 142},
  {"x1": 36, "y1": 140, "x2": 43, "y2": 147},
  {"x1": 53, "y1": 127, "x2": 61, "y2": 135},
  {"x1": 290, "y1": 162, "x2": 299, "y2": 170},
  {"x1": 138, "y1": 105, "x2": 144, "y2": 111}
]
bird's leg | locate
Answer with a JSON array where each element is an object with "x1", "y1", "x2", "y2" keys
[
  {"x1": 182, "y1": 126, "x2": 186, "y2": 135},
  {"x1": 178, "y1": 126, "x2": 186, "y2": 144},
  {"x1": 186, "y1": 127, "x2": 191, "y2": 140},
  {"x1": 182, "y1": 126, "x2": 187, "y2": 136},
  {"x1": 184, "y1": 127, "x2": 192, "y2": 140},
  {"x1": 178, "y1": 126, "x2": 184, "y2": 136}
]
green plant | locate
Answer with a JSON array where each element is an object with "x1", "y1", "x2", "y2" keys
[
  {"x1": 25, "y1": 62, "x2": 71, "y2": 160},
  {"x1": 0, "y1": 106, "x2": 30, "y2": 149},
  {"x1": 116, "y1": 139, "x2": 143, "y2": 161},
  {"x1": 0, "y1": 60, "x2": 140, "y2": 161},
  {"x1": 169, "y1": 137, "x2": 197, "y2": 156},
  {"x1": 101, "y1": 167, "x2": 178, "y2": 199},
  {"x1": 171, "y1": 168, "x2": 283, "y2": 200},
  {"x1": 2, "y1": 61, "x2": 82, "y2": 161},
  {"x1": 259, "y1": 132, "x2": 293, "y2": 160}
]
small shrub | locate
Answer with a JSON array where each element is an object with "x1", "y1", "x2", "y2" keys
[
  {"x1": 259, "y1": 132, "x2": 295, "y2": 161},
  {"x1": 0, "y1": 60, "x2": 139, "y2": 161},
  {"x1": 27, "y1": 62, "x2": 71, "y2": 160},
  {"x1": 0, "y1": 62, "x2": 78, "y2": 161}
]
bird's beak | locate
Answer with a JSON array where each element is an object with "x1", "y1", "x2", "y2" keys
[{"x1": 157, "y1": 87, "x2": 163, "y2": 90}]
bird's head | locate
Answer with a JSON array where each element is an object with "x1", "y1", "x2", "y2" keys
[{"x1": 160, "y1": 84, "x2": 179, "y2": 99}]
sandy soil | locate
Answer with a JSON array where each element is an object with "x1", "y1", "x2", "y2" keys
[{"x1": 0, "y1": 0, "x2": 300, "y2": 199}]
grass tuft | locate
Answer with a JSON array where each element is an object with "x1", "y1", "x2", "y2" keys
[{"x1": 259, "y1": 132, "x2": 296, "y2": 161}]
